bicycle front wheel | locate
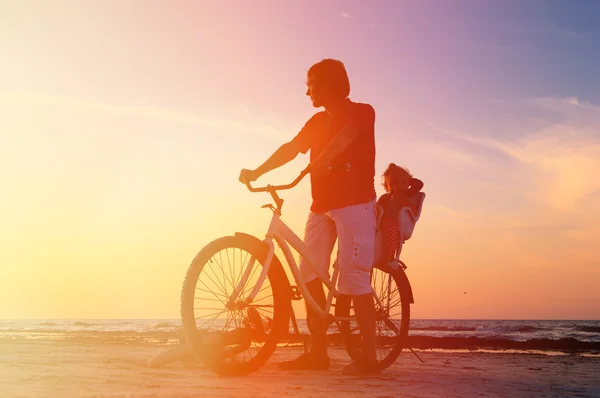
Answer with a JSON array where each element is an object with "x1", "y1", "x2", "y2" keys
[
  {"x1": 338, "y1": 265, "x2": 411, "y2": 370},
  {"x1": 180, "y1": 234, "x2": 291, "y2": 376}
]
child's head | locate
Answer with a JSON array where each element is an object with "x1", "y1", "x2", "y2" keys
[{"x1": 382, "y1": 163, "x2": 412, "y2": 194}]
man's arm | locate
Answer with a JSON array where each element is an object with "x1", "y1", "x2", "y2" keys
[
  {"x1": 254, "y1": 141, "x2": 302, "y2": 177},
  {"x1": 239, "y1": 112, "x2": 321, "y2": 184},
  {"x1": 254, "y1": 121, "x2": 359, "y2": 179},
  {"x1": 308, "y1": 125, "x2": 359, "y2": 174},
  {"x1": 239, "y1": 141, "x2": 302, "y2": 183}
]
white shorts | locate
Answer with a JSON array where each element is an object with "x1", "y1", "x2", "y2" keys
[{"x1": 299, "y1": 200, "x2": 376, "y2": 295}]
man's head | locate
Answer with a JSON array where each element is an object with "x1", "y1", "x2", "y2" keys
[
  {"x1": 382, "y1": 163, "x2": 412, "y2": 195},
  {"x1": 306, "y1": 59, "x2": 350, "y2": 108}
]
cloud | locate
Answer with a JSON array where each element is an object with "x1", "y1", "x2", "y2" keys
[
  {"x1": 340, "y1": 12, "x2": 351, "y2": 19},
  {"x1": 429, "y1": 97, "x2": 600, "y2": 212},
  {"x1": 497, "y1": 20, "x2": 583, "y2": 43},
  {"x1": 427, "y1": 123, "x2": 527, "y2": 162},
  {"x1": 431, "y1": 205, "x2": 469, "y2": 219},
  {"x1": 0, "y1": 90, "x2": 288, "y2": 139},
  {"x1": 532, "y1": 96, "x2": 600, "y2": 117},
  {"x1": 423, "y1": 96, "x2": 600, "y2": 272}
]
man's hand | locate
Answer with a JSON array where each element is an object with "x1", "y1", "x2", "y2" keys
[{"x1": 239, "y1": 169, "x2": 260, "y2": 185}]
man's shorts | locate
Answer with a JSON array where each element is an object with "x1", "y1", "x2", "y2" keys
[{"x1": 299, "y1": 200, "x2": 376, "y2": 296}]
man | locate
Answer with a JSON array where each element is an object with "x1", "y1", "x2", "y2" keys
[{"x1": 238, "y1": 59, "x2": 378, "y2": 375}]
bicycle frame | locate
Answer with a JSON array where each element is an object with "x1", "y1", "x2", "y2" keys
[
  {"x1": 230, "y1": 208, "x2": 339, "y2": 319},
  {"x1": 229, "y1": 170, "x2": 385, "y2": 321}
]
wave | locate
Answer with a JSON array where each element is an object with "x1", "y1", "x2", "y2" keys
[
  {"x1": 2, "y1": 328, "x2": 599, "y2": 353},
  {"x1": 0, "y1": 329, "x2": 179, "y2": 345},
  {"x1": 515, "y1": 326, "x2": 544, "y2": 333},
  {"x1": 0, "y1": 320, "x2": 182, "y2": 334},
  {"x1": 411, "y1": 325, "x2": 545, "y2": 333},
  {"x1": 152, "y1": 322, "x2": 177, "y2": 329},
  {"x1": 409, "y1": 324, "x2": 546, "y2": 335},
  {"x1": 404, "y1": 336, "x2": 600, "y2": 352},
  {"x1": 0, "y1": 329, "x2": 175, "y2": 336},
  {"x1": 578, "y1": 326, "x2": 600, "y2": 334},
  {"x1": 474, "y1": 325, "x2": 546, "y2": 333},
  {"x1": 411, "y1": 326, "x2": 478, "y2": 332},
  {"x1": 321, "y1": 334, "x2": 600, "y2": 352}
]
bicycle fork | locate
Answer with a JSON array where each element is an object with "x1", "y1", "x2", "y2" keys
[{"x1": 227, "y1": 238, "x2": 275, "y2": 307}]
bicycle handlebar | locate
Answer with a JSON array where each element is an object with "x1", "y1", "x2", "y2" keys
[
  {"x1": 242, "y1": 165, "x2": 311, "y2": 213},
  {"x1": 243, "y1": 166, "x2": 310, "y2": 193}
]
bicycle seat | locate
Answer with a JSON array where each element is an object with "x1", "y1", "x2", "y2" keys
[
  {"x1": 373, "y1": 192, "x2": 426, "y2": 266},
  {"x1": 398, "y1": 192, "x2": 426, "y2": 242}
]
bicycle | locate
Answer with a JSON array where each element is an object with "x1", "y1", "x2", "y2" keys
[{"x1": 180, "y1": 168, "x2": 425, "y2": 376}]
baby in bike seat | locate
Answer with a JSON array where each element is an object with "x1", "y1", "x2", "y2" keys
[{"x1": 374, "y1": 163, "x2": 425, "y2": 266}]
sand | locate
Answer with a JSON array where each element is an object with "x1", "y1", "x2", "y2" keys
[{"x1": 1, "y1": 339, "x2": 599, "y2": 398}]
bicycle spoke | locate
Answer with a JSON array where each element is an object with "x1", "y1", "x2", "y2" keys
[
  {"x1": 202, "y1": 261, "x2": 230, "y2": 299},
  {"x1": 339, "y1": 266, "x2": 409, "y2": 369},
  {"x1": 197, "y1": 279, "x2": 227, "y2": 305},
  {"x1": 195, "y1": 309, "x2": 227, "y2": 320},
  {"x1": 210, "y1": 253, "x2": 233, "y2": 297},
  {"x1": 202, "y1": 308, "x2": 228, "y2": 330},
  {"x1": 222, "y1": 248, "x2": 236, "y2": 292},
  {"x1": 228, "y1": 247, "x2": 235, "y2": 293},
  {"x1": 194, "y1": 296, "x2": 226, "y2": 303},
  {"x1": 190, "y1": 243, "x2": 276, "y2": 370},
  {"x1": 240, "y1": 260, "x2": 261, "y2": 301},
  {"x1": 233, "y1": 249, "x2": 250, "y2": 294}
]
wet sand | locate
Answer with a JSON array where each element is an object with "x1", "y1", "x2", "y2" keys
[{"x1": 2, "y1": 339, "x2": 600, "y2": 397}]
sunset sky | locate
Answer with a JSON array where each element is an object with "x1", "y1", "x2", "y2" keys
[{"x1": 1, "y1": 0, "x2": 599, "y2": 320}]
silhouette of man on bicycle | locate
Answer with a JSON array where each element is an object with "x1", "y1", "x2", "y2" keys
[{"x1": 239, "y1": 59, "x2": 378, "y2": 375}]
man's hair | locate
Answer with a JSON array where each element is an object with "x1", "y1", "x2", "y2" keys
[
  {"x1": 308, "y1": 59, "x2": 350, "y2": 100},
  {"x1": 382, "y1": 163, "x2": 412, "y2": 188}
]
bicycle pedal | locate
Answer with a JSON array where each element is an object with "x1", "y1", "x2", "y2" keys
[
  {"x1": 219, "y1": 341, "x2": 251, "y2": 359},
  {"x1": 246, "y1": 307, "x2": 266, "y2": 340},
  {"x1": 290, "y1": 285, "x2": 303, "y2": 300},
  {"x1": 326, "y1": 313, "x2": 336, "y2": 326}
]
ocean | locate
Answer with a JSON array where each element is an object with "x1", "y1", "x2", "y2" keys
[{"x1": 1, "y1": 319, "x2": 599, "y2": 356}]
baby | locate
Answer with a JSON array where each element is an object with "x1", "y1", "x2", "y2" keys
[{"x1": 376, "y1": 163, "x2": 424, "y2": 261}]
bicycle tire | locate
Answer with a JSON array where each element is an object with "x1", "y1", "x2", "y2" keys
[
  {"x1": 338, "y1": 266, "x2": 411, "y2": 371},
  {"x1": 180, "y1": 234, "x2": 292, "y2": 376}
]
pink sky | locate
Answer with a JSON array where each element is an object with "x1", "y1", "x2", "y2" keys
[{"x1": 1, "y1": 1, "x2": 599, "y2": 320}]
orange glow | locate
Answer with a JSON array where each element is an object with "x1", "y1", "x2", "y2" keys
[{"x1": 1, "y1": 1, "x2": 599, "y2": 321}]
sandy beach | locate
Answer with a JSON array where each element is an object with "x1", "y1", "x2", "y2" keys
[{"x1": 2, "y1": 338, "x2": 599, "y2": 398}]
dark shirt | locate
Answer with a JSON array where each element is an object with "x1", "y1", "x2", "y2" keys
[{"x1": 292, "y1": 99, "x2": 377, "y2": 213}]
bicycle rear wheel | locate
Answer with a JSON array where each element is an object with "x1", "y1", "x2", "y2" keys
[
  {"x1": 180, "y1": 233, "x2": 291, "y2": 376},
  {"x1": 338, "y1": 265, "x2": 411, "y2": 370}
]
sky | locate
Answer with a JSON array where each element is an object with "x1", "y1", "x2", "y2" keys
[{"x1": 1, "y1": 0, "x2": 599, "y2": 320}]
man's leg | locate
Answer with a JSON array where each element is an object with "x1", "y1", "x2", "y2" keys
[
  {"x1": 279, "y1": 211, "x2": 336, "y2": 370},
  {"x1": 304, "y1": 279, "x2": 328, "y2": 356},
  {"x1": 329, "y1": 200, "x2": 378, "y2": 373},
  {"x1": 351, "y1": 293, "x2": 377, "y2": 363}
]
